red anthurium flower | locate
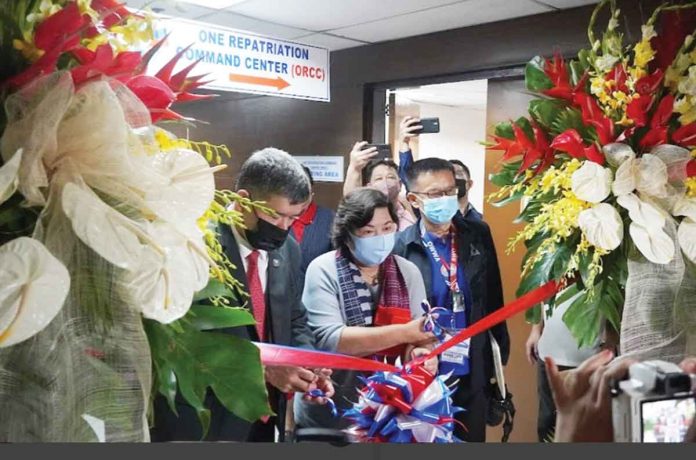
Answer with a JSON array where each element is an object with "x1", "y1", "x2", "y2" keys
[
  {"x1": 91, "y1": 0, "x2": 133, "y2": 29},
  {"x1": 126, "y1": 75, "x2": 176, "y2": 123},
  {"x1": 574, "y1": 92, "x2": 615, "y2": 145},
  {"x1": 70, "y1": 45, "x2": 142, "y2": 85},
  {"x1": 33, "y1": 2, "x2": 88, "y2": 52},
  {"x1": 639, "y1": 95, "x2": 675, "y2": 149},
  {"x1": 687, "y1": 160, "x2": 696, "y2": 178},
  {"x1": 550, "y1": 129, "x2": 605, "y2": 165},
  {"x1": 652, "y1": 9, "x2": 696, "y2": 71},
  {"x1": 550, "y1": 129, "x2": 585, "y2": 158},
  {"x1": 626, "y1": 94, "x2": 654, "y2": 128},
  {"x1": 635, "y1": 69, "x2": 664, "y2": 95},
  {"x1": 4, "y1": 47, "x2": 63, "y2": 89},
  {"x1": 672, "y1": 122, "x2": 696, "y2": 147},
  {"x1": 606, "y1": 63, "x2": 629, "y2": 94}
]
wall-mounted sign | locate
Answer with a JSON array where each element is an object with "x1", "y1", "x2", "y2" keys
[
  {"x1": 295, "y1": 156, "x2": 344, "y2": 183},
  {"x1": 148, "y1": 15, "x2": 330, "y2": 102}
]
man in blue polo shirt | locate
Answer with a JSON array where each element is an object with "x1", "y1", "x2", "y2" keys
[{"x1": 393, "y1": 157, "x2": 509, "y2": 442}]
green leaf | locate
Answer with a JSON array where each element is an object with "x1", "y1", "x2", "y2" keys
[
  {"x1": 551, "y1": 107, "x2": 594, "y2": 139},
  {"x1": 569, "y1": 59, "x2": 588, "y2": 88},
  {"x1": 555, "y1": 283, "x2": 580, "y2": 306},
  {"x1": 146, "y1": 312, "x2": 272, "y2": 438},
  {"x1": 187, "y1": 305, "x2": 256, "y2": 331},
  {"x1": 193, "y1": 278, "x2": 237, "y2": 301},
  {"x1": 525, "y1": 304, "x2": 542, "y2": 324},
  {"x1": 529, "y1": 99, "x2": 567, "y2": 131},
  {"x1": 494, "y1": 121, "x2": 514, "y2": 140},
  {"x1": 491, "y1": 189, "x2": 524, "y2": 208},
  {"x1": 525, "y1": 56, "x2": 553, "y2": 93},
  {"x1": 561, "y1": 277, "x2": 622, "y2": 348},
  {"x1": 489, "y1": 160, "x2": 522, "y2": 187}
]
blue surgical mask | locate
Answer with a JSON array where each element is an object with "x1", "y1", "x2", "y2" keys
[
  {"x1": 422, "y1": 195, "x2": 459, "y2": 224},
  {"x1": 349, "y1": 232, "x2": 395, "y2": 266}
]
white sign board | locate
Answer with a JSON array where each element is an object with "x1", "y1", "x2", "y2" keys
[
  {"x1": 295, "y1": 156, "x2": 344, "y2": 183},
  {"x1": 148, "y1": 15, "x2": 330, "y2": 102}
]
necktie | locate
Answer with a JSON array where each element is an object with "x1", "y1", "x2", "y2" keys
[{"x1": 246, "y1": 250, "x2": 266, "y2": 341}]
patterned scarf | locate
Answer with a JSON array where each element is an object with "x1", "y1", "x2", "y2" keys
[{"x1": 335, "y1": 248, "x2": 410, "y2": 328}]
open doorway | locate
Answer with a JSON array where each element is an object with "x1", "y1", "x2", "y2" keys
[{"x1": 385, "y1": 79, "x2": 488, "y2": 215}]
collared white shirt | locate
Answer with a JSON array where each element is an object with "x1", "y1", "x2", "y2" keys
[{"x1": 231, "y1": 224, "x2": 268, "y2": 293}]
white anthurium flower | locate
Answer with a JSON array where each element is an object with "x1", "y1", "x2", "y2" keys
[
  {"x1": 617, "y1": 193, "x2": 675, "y2": 264},
  {"x1": 578, "y1": 203, "x2": 624, "y2": 250},
  {"x1": 612, "y1": 156, "x2": 638, "y2": 196},
  {"x1": 603, "y1": 143, "x2": 636, "y2": 168},
  {"x1": 122, "y1": 222, "x2": 211, "y2": 324},
  {"x1": 0, "y1": 237, "x2": 70, "y2": 347},
  {"x1": 61, "y1": 182, "x2": 149, "y2": 270},
  {"x1": 0, "y1": 149, "x2": 22, "y2": 205},
  {"x1": 672, "y1": 196, "x2": 696, "y2": 221},
  {"x1": 571, "y1": 161, "x2": 613, "y2": 203},
  {"x1": 677, "y1": 218, "x2": 696, "y2": 264},
  {"x1": 143, "y1": 148, "x2": 221, "y2": 236}
]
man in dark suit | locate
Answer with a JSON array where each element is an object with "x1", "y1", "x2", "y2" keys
[
  {"x1": 151, "y1": 147, "x2": 333, "y2": 442},
  {"x1": 393, "y1": 158, "x2": 509, "y2": 442}
]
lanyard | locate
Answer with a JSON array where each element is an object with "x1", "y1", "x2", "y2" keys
[{"x1": 421, "y1": 228, "x2": 459, "y2": 293}]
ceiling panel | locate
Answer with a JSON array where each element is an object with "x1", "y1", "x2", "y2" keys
[
  {"x1": 123, "y1": 0, "x2": 213, "y2": 19},
  {"x1": 291, "y1": 33, "x2": 368, "y2": 51},
  {"x1": 226, "y1": 0, "x2": 467, "y2": 31},
  {"x1": 330, "y1": 0, "x2": 551, "y2": 44},
  {"x1": 194, "y1": 11, "x2": 310, "y2": 38},
  {"x1": 535, "y1": 0, "x2": 599, "y2": 8}
]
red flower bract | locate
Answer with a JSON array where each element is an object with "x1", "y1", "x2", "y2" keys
[
  {"x1": 672, "y1": 122, "x2": 696, "y2": 148},
  {"x1": 125, "y1": 75, "x2": 176, "y2": 123}
]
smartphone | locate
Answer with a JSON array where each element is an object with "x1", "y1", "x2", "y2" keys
[
  {"x1": 414, "y1": 117, "x2": 440, "y2": 134},
  {"x1": 363, "y1": 143, "x2": 392, "y2": 160}
]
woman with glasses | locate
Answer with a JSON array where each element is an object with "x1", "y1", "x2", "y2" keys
[{"x1": 293, "y1": 188, "x2": 437, "y2": 430}]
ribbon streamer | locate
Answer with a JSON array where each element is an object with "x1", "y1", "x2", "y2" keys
[{"x1": 256, "y1": 281, "x2": 560, "y2": 372}]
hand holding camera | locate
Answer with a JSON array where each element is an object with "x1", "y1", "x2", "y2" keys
[
  {"x1": 398, "y1": 116, "x2": 440, "y2": 152},
  {"x1": 546, "y1": 351, "x2": 696, "y2": 443}
]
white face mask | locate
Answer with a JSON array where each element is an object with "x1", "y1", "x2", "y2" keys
[{"x1": 349, "y1": 232, "x2": 396, "y2": 266}]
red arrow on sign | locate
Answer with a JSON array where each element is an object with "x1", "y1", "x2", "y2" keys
[{"x1": 229, "y1": 73, "x2": 290, "y2": 90}]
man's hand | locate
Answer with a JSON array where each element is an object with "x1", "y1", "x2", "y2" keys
[
  {"x1": 264, "y1": 365, "x2": 318, "y2": 393},
  {"x1": 302, "y1": 368, "x2": 335, "y2": 405},
  {"x1": 348, "y1": 141, "x2": 377, "y2": 173},
  {"x1": 398, "y1": 116, "x2": 422, "y2": 152},
  {"x1": 525, "y1": 324, "x2": 542, "y2": 365},
  {"x1": 546, "y1": 350, "x2": 636, "y2": 442}
]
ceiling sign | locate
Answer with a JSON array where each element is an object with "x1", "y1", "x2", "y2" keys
[{"x1": 147, "y1": 15, "x2": 330, "y2": 102}]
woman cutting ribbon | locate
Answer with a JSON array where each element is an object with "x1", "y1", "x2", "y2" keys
[{"x1": 294, "y1": 188, "x2": 437, "y2": 430}]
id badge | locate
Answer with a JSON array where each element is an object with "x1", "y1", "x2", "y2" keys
[{"x1": 439, "y1": 334, "x2": 471, "y2": 376}]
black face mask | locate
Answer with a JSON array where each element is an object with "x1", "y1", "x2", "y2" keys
[
  {"x1": 455, "y1": 179, "x2": 468, "y2": 199},
  {"x1": 245, "y1": 212, "x2": 290, "y2": 251}
]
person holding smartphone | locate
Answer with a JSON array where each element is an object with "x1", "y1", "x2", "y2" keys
[{"x1": 343, "y1": 141, "x2": 416, "y2": 230}]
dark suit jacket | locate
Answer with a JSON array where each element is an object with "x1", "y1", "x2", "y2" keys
[
  {"x1": 150, "y1": 224, "x2": 315, "y2": 442},
  {"x1": 393, "y1": 216, "x2": 510, "y2": 397}
]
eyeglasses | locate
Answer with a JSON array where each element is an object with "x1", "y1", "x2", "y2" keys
[{"x1": 410, "y1": 188, "x2": 458, "y2": 199}]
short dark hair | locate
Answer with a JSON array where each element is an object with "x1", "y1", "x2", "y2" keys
[
  {"x1": 361, "y1": 159, "x2": 399, "y2": 186},
  {"x1": 404, "y1": 157, "x2": 455, "y2": 191},
  {"x1": 235, "y1": 147, "x2": 311, "y2": 204},
  {"x1": 332, "y1": 188, "x2": 398, "y2": 250},
  {"x1": 302, "y1": 165, "x2": 314, "y2": 187},
  {"x1": 449, "y1": 159, "x2": 471, "y2": 179}
]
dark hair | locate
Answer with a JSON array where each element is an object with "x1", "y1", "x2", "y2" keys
[
  {"x1": 361, "y1": 159, "x2": 399, "y2": 186},
  {"x1": 404, "y1": 157, "x2": 455, "y2": 191},
  {"x1": 235, "y1": 147, "x2": 311, "y2": 204},
  {"x1": 332, "y1": 188, "x2": 398, "y2": 249},
  {"x1": 449, "y1": 159, "x2": 471, "y2": 179},
  {"x1": 302, "y1": 165, "x2": 315, "y2": 187}
]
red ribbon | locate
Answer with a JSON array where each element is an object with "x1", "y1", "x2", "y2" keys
[{"x1": 256, "y1": 280, "x2": 561, "y2": 372}]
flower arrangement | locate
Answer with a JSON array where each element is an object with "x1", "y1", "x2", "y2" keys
[
  {"x1": 0, "y1": 0, "x2": 270, "y2": 441},
  {"x1": 488, "y1": 0, "x2": 696, "y2": 347}
]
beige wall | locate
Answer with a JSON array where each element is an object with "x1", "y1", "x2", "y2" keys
[{"x1": 485, "y1": 79, "x2": 538, "y2": 443}]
